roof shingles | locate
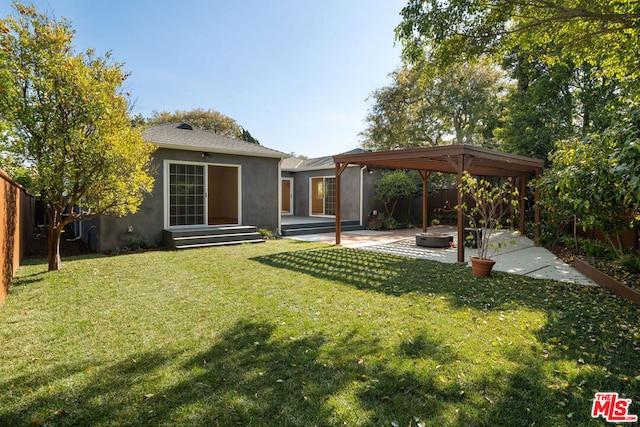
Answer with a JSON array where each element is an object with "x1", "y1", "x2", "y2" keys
[{"x1": 142, "y1": 123, "x2": 286, "y2": 159}]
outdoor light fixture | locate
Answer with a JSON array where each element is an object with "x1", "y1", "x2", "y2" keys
[
  {"x1": 368, "y1": 168, "x2": 374, "y2": 175},
  {"x1": 202, "y1": 152, "x2": 211, "y2": 158}
]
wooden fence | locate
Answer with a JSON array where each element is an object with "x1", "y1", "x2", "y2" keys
[{"x1": 0, "y1": 168, "x2": 35, "y2": 305}]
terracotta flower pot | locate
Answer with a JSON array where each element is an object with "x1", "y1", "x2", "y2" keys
[{"x1": 470, "y1": 257, "x2": 496, "y2": 277}]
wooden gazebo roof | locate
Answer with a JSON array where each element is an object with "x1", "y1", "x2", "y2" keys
[
  {"x1": 333, "y1": 145, "x2": 544, "y2": 263},
  {"x1": 333, "y1": 145, "x2": 544, "y2": 177}
]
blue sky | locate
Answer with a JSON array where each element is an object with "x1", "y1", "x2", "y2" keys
[{"x1": 0, "y1": 1, "x2": 405, "y2": 158}]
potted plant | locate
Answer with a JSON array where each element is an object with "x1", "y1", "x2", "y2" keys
[{"x1": 457, "y1": 172, "x2": 519, "y2": 276}]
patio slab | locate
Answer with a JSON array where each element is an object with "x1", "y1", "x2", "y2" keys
[{"x1": 286, "y1": 226, "x2": 595, "y2": 286}]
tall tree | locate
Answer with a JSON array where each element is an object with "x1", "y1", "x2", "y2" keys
[
  {"x1": 148, "y1": 108, "x2": 260, "y2": 144},
  {"x1": 0, "y1": 3, "x2": 155, "y2": 271},
  {"x1": 361, "y1": 66, "x2": 441, "y2": 150},
  {"x1": 361, "y1": 60, "x2": 507, "y2": 151},
  {"x1": 396, "y1": 0, "x2": 640, "y2": 83},
  {"x1": 495, "y1": 53, "x2": 624, "y2": 164},
  {"x1": 495, "y1": 55, "x2": 575, "y2": 162}
]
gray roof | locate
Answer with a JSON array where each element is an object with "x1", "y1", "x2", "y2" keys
[
  {"x1": 142, "y1": 123, "x2": 286, "y2": 159},
  {"x1": 282, "y1": 148, "x2": 369, "y2": 171}
]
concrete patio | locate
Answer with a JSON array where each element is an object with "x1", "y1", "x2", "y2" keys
[{"x1": 286, "y1": 225, "x2": 596, "y2": 286}]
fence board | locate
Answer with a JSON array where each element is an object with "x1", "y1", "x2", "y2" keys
[{"x1": 0, "y1": 168, "x2": 35, "y2": 305}]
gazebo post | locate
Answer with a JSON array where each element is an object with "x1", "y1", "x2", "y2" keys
[
  {"x1": 456, "y1": 154, "x2": 465, "y2": 264},
  {"x1": 335, "y1": 162, "x2": 350, "y2": 245},
  {"x1": 420, "y1": 170, "x2": 430, "y2": 233},
  {"x1": 519, "y1": 174, "x2": 527, "y2": 235},
  {"x1": 509, "y1": 177, "x2": 515, "y2": 228},
  {"x1": 534, "y1": 168, "x2": 541, "y2": 241},
  {"x1": 335, "y1": 163, "x2": 342, "y2": 245}
]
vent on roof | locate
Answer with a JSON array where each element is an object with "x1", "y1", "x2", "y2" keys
[{"x1": 177, "y1": 123, "x2": 193, "y2": 130}]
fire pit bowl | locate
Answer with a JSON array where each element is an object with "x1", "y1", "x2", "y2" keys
[{"x1": 416, "y1": 233, "x2": 454, "y2": 248}]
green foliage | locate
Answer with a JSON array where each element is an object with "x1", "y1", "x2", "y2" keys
[
  {"x1": 457, "y1": 172, "x2": 519, "y2": 259},
  {"x1": 618, "y1": 253, "x2": 640, "y2": 274},
  {"x1": 0, "y1": 150, "x2": 33, "y2": 188},
  {"x1": 538, "y1": 108, "x2": 640, "y2": 257},
  {"x1": 240, "y1": 127, "x2": 260, "y2": 144},
  {"x1": 496, "y1": 55, "x2": 624, "y2": 164},
  {"x1": 367, "y1": 214, "x2": 400, "y2": 231},
  {"x1": 382, "y1": 216, "x2": 398, "y2": 230},
  {"x1": 148, "y1": 108, "x2": 260, "y2": 143},
  {"x1": 361, "y1": 60, "x2": 507, "y2": 150},
  {"x1": 110, "y1": 234, "x2": 157, "y2": 256},
  {"x1": 396, "y1": 0, "x2": 640, "y2": 85},
  {"x1": 125, "y1": 234, "x2": 157, "y2": 251},
  {"x1": 367, "y1": 215, "x2": 384, "y2": 231},
  {"x1": 579, "y1": 239, "x2": 612, "y2": 259},
  {"x1": 374, "y1": 170, "x2": 419, "y2": 219},
  {"x1": 258, "y1": 228, "x2": 278, "y2": 239},
  {"x1": 0, "y1": 3, "x2": 155, "y2": 270},
  {"x1": 496, "y1": 57, "x2": 574, "y2": 163}
]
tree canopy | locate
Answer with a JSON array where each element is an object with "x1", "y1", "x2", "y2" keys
[
  {"x1": 361, "y1": 60, "x2": 507, "y2": 151},
  {"x1": 0, "y1": 3, "x2": 154, "y2": 270},
  {"x1": 396, "y1": 0, "x2": 640, "y2": 83}
]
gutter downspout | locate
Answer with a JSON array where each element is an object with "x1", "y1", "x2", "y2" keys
[
  {"x1": 66, "y1": 224, "x2": 82, "y2": 241},
  {"x1": 277, "y1": 158, "x2": 283, "y2": 236},
  {"x1": 66, "y1": 207, "x2": 82, "y2": 241}
]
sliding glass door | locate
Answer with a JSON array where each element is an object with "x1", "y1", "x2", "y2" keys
[
  {"x1": 169, "y1": 163, "x2": 205, "y2": 226},
  {"x1": 310, "y1": 176, "x2": 336, "y2": 216}
]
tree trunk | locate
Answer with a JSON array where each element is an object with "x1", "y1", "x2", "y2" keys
[{"x1": 47, "y1": 219, "x2": 63, "y2": 271}]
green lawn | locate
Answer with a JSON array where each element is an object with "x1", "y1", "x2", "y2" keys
[{"x1": 1, "y1": 240, "x2": 638, "y2": 426}]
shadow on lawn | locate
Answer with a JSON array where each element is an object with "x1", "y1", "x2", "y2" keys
[
  {"x1": 2, "y1": 316, "x2": 637, "y2": 425},
  {"x1": 2, "y1": 248, "x2": 638, "y2": 425},
  {"x1": 1, "y1": 320, "x2": 471, "y2": 426},
  {"x1": 253, "y1": 247, "x2": 640, "y2": 425}
]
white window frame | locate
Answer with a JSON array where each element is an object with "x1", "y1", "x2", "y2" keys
[
  {"x1": 164, "y1": 160, "x2": 242, "y2": 229},
  {"x1": 308, "y1": 175, "x2": 336, "y2": 217}
]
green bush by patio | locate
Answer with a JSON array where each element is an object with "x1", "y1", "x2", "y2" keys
[{"x1": 1, "y1": 241, "x2": 638, "y2": 426}]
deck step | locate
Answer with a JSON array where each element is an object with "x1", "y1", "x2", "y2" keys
[
  {"x1": 175, "y1": 239, "x2": 265, "y2": 250},
  {"x1": 281, "y1": 221, "x2": 363, "y2": 236},
  {"x1": 163, "y1": 226, "x2": 264, "y2": 250}
]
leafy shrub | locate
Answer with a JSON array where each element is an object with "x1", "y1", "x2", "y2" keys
[
  {"x1": 126, "y1": 234, "x2": 157, "y2": 250},
  {"x1": 618, "y1": 254, "x2": 640, "y2": 274},
  {"x1": 383, "y1": 217, "x2": 398, "y2": 230},
  {"x1": 375, "y1": 170, "x2": 420, "y2": 218},
  {"x1": 367, "y1": 214, "x2": 401, "y2": 231},
  {"x1": 580, "y1": 239, "x2": 611, "y2": 258},
  {"x1": 367, "y1": 217, "x2": 383, "y2": 231},
  {"x1": 110, "y1": 235, "x2": 157, "y2": 256},
  {"x1": 258, "y1": 228, "x2": 278, "y2": 239}
]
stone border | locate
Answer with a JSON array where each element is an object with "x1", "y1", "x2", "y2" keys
[{"x1": 573, "y1": 258, "x2": 640, "y2": 305}]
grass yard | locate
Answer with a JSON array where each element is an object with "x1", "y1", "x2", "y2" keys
[{"x1": 1, "y1": 240, "x2": 639, "y2": 426}]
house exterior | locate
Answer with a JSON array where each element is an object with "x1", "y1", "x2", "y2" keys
[
  {"x1": 281, "y1": 149, "x2": 380, "y2": 226},
  {"x1": 81, "y1": 123, "x2": 285, "y2": 252}
]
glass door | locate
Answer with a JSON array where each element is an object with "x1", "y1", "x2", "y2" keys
[{"x1": 169, "y1": 163, "x2": 205, "y2": 226}]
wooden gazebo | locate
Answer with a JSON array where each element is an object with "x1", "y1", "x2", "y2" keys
[{"x1": 333, "y1": 145, "x2": 544, "y2": 263}]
